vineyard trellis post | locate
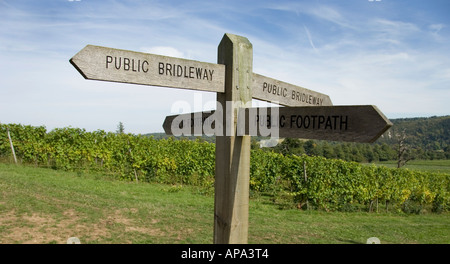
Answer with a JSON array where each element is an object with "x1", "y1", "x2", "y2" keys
[
  {"x1": 303, "y1": 160, "x2": 308, "y2": 210},
  {"x1": 7, "y1": 127, "x2": 18, "y2": 164}
]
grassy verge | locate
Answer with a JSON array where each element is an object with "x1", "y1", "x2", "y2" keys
[
  {"x1": 373, "y1": 159, "x2": 450, "y2": 174},
  {"x1": 0, "y1": 163, "x2": 449, "y2": 244}
]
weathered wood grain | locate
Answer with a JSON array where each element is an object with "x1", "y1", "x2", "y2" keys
[
  {"x1": 214, "y1": 33, "x2": 252, "y2": 244},
  {"x1": 252, "y1": 73, "x2": 332, "y2": 106},
  {"x1": 162, "y1": 111, "x2": 216, "y2": 136},
  {"x1": 241, "y1": 105, "x2": 393, "y2": 143},
  {"x1": 70, "y1": 45, "x2": 225, "y2": 93}
]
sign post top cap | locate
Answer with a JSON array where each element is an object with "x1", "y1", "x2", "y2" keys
[{"x1": 221, "y1": 33, "x2": 252, "y2": 47}]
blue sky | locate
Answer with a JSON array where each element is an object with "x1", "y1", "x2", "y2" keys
[{"x1": 1, "y1": 0, "x2": 449, "y2": 134}]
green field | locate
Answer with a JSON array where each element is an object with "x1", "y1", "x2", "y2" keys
[
  {"x1": 373, "y1": 159, "x2": 450, "y2": 174},
  {"x1": 0, "y1": 163, "x2": 449, "y2": 244}
]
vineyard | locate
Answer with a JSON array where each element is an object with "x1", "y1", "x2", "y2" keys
[{"x1": 1, "y1": 123, "x2": 449, "y2": 213}]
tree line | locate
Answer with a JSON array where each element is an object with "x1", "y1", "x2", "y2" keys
[
  {"x1": 256, "y1": 115, "x2": 450, "y2": 163},
  {"x1": 262, "y1": 139, "x2": 398, "y2": 163}
]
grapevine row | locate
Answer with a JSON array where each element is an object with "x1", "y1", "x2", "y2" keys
[{"x1": 1, "y1": 123, "x2": 449, "y2": 213}]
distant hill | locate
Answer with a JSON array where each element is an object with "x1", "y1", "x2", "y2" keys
[{"x1": 378, "y1": 115, "x2": 449, "y2": 153}]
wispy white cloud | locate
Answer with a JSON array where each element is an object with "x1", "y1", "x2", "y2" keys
[
  {"x1": 267, "y1": 2, "x2": 356, "y2": 30},
  {"x1": 368, "y1": 18, "x2": 421, "y2": 45},
  {"x1": 303, "y1": 25, "x2": 318, "y2": 54},
  {"x1": 306, "y1": 4, "x2": 356, "y2": 30},
  {"x1": 429, "y1": 23, "x2": 444, "y2": 33},
  {"x1": 428, "y1": 23, "x2": 446, "y2": 42}
]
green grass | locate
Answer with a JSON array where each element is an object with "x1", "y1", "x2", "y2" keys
[
  {"x1": 1, "y1": 163, "x2": 449, "y2": 244},
  {"x1": 373, "y1": 159, "x2": 450, "y2": 174}
]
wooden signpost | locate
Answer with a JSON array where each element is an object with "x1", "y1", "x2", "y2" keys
[{"x1": 70, "y1": 33, "x2": 392, "y2": 244}]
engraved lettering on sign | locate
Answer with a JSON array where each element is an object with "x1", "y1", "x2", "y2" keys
[
  {"x1": 106, "y1": 55, "x2": 149, "y2": 73},
  {"x1": 261, "y1": 81, "x2": 325, "y2": 106},
  {"x1": 291, "y1": 91, "x2": 324, "y2": 106},
  {"x1": 263, "y1": 82, "x2": 288, "y2": 97},
  {"x1": 254, "y1": 114, "x2": 348, "y2": 130},
  {"x1": 158, "y1": 62, "x2": 214, "y2": 81},
  {"x1": 287, "y1": 115, "x2": 348, "y2": 130}
]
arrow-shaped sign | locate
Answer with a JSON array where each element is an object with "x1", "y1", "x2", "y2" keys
[
  {"x1": 252, "y1": 73, "x2": 333, "y2": 107},
  {"x1": 241, "y1": 105, "x2": 393, "y2": 143},
  {"x1": 70, "y1": 45, "x2": 226, "y2": 93},
  {"x1": 163, "y1": 105, "x2": 392, "y2": 143}
]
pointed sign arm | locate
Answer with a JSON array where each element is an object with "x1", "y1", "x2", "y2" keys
[
  {"x1": 70, "y1": 45, "x2": 226, "y2": 93},
  {"x1": 240, "y1": 105, "x2": 393, "y2": 143}
]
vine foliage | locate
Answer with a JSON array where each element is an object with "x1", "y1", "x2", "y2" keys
[{"x1": 1, "y1": 123, "x2": 449, "y2": 213}]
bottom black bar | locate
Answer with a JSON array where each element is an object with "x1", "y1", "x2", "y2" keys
[{"x1": 2, "y1": 244, "x2": 448, "y2": 263}]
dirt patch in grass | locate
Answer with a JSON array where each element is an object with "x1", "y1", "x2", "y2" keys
[
  {"x1": 0, "y1": 209, "x2": 105, "y2": 243},
  {"x1": 0, "y1": 208, "x2": 164, "y2": 244}
]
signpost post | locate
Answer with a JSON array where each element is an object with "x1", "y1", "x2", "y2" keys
[
  {"x1": 70, "y1": 33, "x2": 392, "y2": 244},
  {"x1": 214, "y1": 34, "x2": 253, "y2": 244}
]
